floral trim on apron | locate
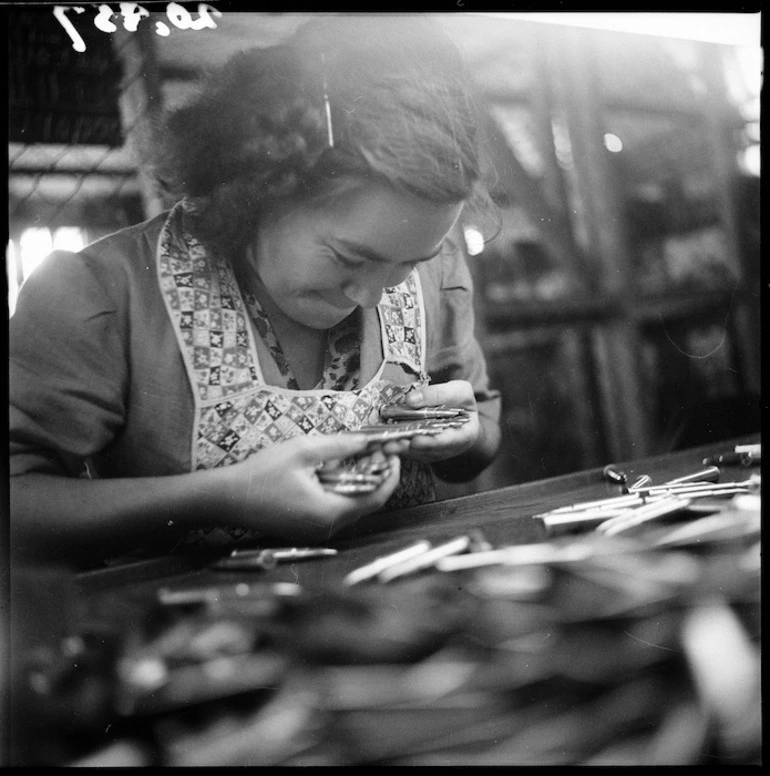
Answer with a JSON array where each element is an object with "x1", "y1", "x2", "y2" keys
[{"x1": 157, "y1": 201, "x2": 435, "y2": 546}]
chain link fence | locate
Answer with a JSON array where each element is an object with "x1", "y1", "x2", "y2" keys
[{"x1": 7, "y1": 7, "x2": 162, "y2": 314}]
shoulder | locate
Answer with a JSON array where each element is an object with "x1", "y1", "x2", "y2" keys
[
  {"x1": 79, "y1": 210, "x2": 170, "y2": 269},
  {"x1": 13, "y1": 211, "x2": 171, "y2": 322},
  {"x1": 418, "y1": 239, "x2": 473, "y2": 291}
]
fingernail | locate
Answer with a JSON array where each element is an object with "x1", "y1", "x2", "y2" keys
[{"x1": 407, "y1": 391, "x2": 423, "y2": 406}]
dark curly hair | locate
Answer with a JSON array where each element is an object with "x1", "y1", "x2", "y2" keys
[{"x1": 152, "y1": 14, "x2": 496, "y2": 255}]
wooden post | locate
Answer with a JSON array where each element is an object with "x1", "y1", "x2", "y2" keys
[
  {"x1": 111, "y1": 23, "x2": 167, "y2": 220},
  {"x1": 550, "y1": 25, "x2": 653, "y2": 461},
  {"x1": 697, "y1": 42, "x2": 761, "y2": 395}
]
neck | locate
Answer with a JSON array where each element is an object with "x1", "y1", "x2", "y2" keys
[{"x1": 241, "y1": 254, "x2": 328, "y2": 390}]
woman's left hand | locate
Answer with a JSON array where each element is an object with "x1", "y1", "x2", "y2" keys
[{"x1": 398, "y1": 380, "x2": 480, "y2": 465}]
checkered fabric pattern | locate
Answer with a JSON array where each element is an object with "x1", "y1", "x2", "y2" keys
[{"x1": 158, "y1": 202, "x2": 436, "y2": 546}]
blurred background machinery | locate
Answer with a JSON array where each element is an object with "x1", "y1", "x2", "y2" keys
[{"x1": 7, "y1": 8, "x2": 762, "y2": 490}]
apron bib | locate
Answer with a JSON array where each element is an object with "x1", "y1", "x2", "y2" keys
[{"x1": 158, "y1": 201, "x2": 436, "y2": 545}]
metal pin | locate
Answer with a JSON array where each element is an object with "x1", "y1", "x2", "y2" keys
[
  {"x1": 325, "y1": 482, "x2": 379, "y2": 495},
  {"x1": 627, "y1": 474, "x2": 652, "y2": 491},
  {"x1": 379, "y1": 404, "x2": 470, "y2": 421},
  {"x1": 702, "y1": 451, "x2": 754, "y2": 467},
  {"x1": 663, "y1": 466, "x2": 721, "y2": 485},
  {"x1": 378, "y1": 536, "x2": 471, "y2": 583},
  {"x1": 536, "y1": 492, "x2": 648, "y2": 516},
  {"x1": 157, "y1": 581, "x2": 303, "y2": 605},
  {"x1": 653, "y1": 510, "x2": 761, "y2": 547},
  {"x1": 602, "y1": 465, "x2": 628, "y2": 485},
  {"x1": 215, "y1": 547, "x2": 338, "y2": 570},
  {"x1": 227, "y1": 547, "x2": 336, "y2": 560},
  {"x1": 595, "y1": 496, "x2": 692, "y2": 537},
  {"x1": 158, "y1": 587, "x2": 221, "y2": 605},
  {"x1": 436, "y1": 542, "x2": 596, "y2": 572},
  {"x1": 357, "y1": 426, "x2": 444, "y2": 443},
  {"x1": 631, "y1": 481, "x2": 755, "y2": 497},
  {"x1": 543, "y1": 508, "x2": 637, "y2": 535},
  {"x1": 317, "y1": 472, "x2": 386, "y2": 484},
  {"x1": 259, "y1": 547, "x2": 338, "y2": 561},
  {"x1": 343, "y1": 540, "x2": 432, "y2": 586}
]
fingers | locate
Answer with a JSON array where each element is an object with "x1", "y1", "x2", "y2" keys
[
  {"x1": 404, "y1": 413, "x2": 480, "y2": 462},
  {"x1": 404, "y1": 380, "x2": 475, "y2": 409},
  {"x1": 320, "y1": 454, "x2": 402, "y2": 512},
  {"x1": 292, "y1": 432, "x2": 373, "y2": 464},
  {"x1": 380, "y1": 439, "x2": 411, "y2": 456}
]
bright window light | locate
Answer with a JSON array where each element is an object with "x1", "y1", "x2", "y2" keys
[
  {"x1": 53, "y1": 227, "x2": 86, "y2": 253},
  {"x1": 19, "y1": 227, "x2": 53, "y2": 281},
  {"x1": 10, "y1": 226, "x2": 89, "y2": 316},
  {"x1": 740, "y1": 145, "x2": 760, "y2": 177},
  {"x1": 603, "y1": 133, "x2": 624, "y2": 153},
  {"x1": 463, "y1": 226, "x2": 486, "y2": 256},
  {"x1": 7, "y1": 241, "x2": 20, "y2": 317}
]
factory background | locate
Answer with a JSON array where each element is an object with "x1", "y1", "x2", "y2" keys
[{"x1": 7, "y1": 8, "x2": 761, "y2": 492}]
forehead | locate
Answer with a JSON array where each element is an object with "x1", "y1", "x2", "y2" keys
[{"x1": 317, "y1": 182, "x2": 464, "y2": 262}]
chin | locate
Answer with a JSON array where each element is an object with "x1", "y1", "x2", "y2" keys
[
  {"x1": 291, "y1": 295, "x2": 357, "y2": 330},
  {"x1": 317, "y1": 304, "x2": 358, "y2": 328},
  {"x1": 296, "y1": 310, "x2": 351, "y2": 331}
]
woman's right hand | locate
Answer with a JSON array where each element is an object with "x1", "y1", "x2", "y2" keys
[{"x1": 219, "y1": 433, "x2": 402, "y2": 543}]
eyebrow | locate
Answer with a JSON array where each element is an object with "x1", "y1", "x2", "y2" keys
[{"x1": 335, "y1": 238, "x2": 443, "y2": 265}]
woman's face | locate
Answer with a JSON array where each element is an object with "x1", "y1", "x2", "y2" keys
[{"x1": 252, "y1": 181, "x2": 464, "y2": 330}]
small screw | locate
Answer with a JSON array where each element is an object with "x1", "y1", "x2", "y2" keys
[{"x1": 602, "y1": 465, "x2": 627, "y2": 485}]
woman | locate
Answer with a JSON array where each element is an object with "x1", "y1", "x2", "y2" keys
[{"x1": 9, "y1": 15, "x2": 501, "y2": 565}]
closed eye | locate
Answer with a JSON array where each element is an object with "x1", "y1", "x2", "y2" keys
[
  {"x1": 331, "y1": 250, "x2": 365, "y2": 269},
  {"x1": 332, "y1": 238, "x2": 444, "y2": 267}
]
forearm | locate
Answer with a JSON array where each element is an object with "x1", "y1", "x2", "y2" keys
[{"x1": 10, "y1": 468, "x2": 233, "y2": 565}]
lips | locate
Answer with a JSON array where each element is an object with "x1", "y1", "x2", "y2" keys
[{"x1": 317, "y1": 291, "x2": 357, "y2": 314}]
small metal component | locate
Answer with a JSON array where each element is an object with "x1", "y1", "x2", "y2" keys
[
  {"x1": 734, "y1": 443, "x2": 760, "y2": 458},
  {"x1": 702, "y1": 451, "x2": 756, "y2": 467},
  {"x1": 343, "y1": 540, "x2": 433, "y2": 586},
  {"x1": 653, "y1": 510, "x2": 761, "y2": 548},
  {"x1": 157, "y1": 582, "x2": 303, "y2": 607},
  {"x1": 211, "y1": 554, "x2": 277, "y2": 571},
  {"x1": 314, "y1": 407, "x2": 471, "y2": 497},
  {"x1": 595, "y1": 496, "x2": 692, "y2": 537},
  {"x1": 468, "y1": 529, "x2": 494, "y2": 552},
  {"x1": 379, "y1": 403, "x2": 471, "y2": 421},
  {"x1": 212, "y1": 547, "x2": 338, "y2": 570},
  {"x1": 378, "y1": 536, "x2": 472, "y2": 582},
  {"x1": 436, "y1": 541, "x2": 598, "y2": 572},
  {"x1": 664, "y1": 466, "x2": 721, "y2": 485},
  {"x1": 631, "y1": 480, "x2": 756, "y2": 497},
  {"x1": 357, "y1": 425, "x2": 445, "y2": 444},
  {"x1": 543, "y1": 508, "x2": 635, "y2": 535},
  {"x1": 324, "y1": 481, "x2": 380, "y2": 496},
  {"x1": 536, "y1": 492, "x2": 648, "y2": 517},
  {"x1": 627, "y1": 474, "x2": 652, "y2": 492},
  {"x1": 317, "y1": 471, "x2": 385, "y2": 485},
  {"x1": 317, "y1": 448, "x2": 394, "y2": 495},
  {"x1": 230, "y1": 547, "x2": 338, "y2": 561},
  {"x1": 602, "y1": 465, "x2": 627, "y2": 485}
]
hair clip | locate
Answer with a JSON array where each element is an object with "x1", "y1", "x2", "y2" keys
[{"x1": 321, "y1": 53, "x2": 334, "y2": 148}]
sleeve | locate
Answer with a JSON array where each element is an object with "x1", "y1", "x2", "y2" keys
[
  {"x1": 420, "y1": 245, "x2": 502, "y2": 475},
  {"x1": 9, "y1": 250, "x2": 129, "y2": 477},
  {"x1": 421, "y1": 245, "x2": 501, "y2": 412}
]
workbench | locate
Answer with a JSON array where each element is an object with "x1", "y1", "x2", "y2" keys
[{"x1": 7, "y1": 436, "x2": 761, "y2": 766}]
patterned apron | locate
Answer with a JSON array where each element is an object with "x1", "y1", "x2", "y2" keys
[{"x1": 158, "y1": 200, "x2": 436, "y2": 546}]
